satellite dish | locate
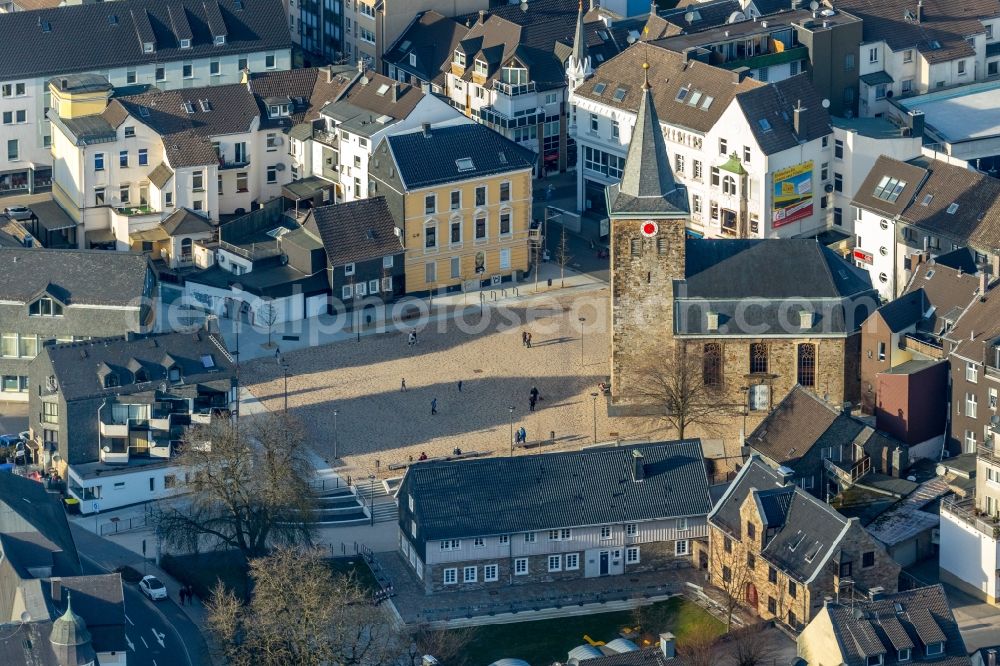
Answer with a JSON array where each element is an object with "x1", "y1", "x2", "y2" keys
[
  {"x1": 20, "y1": 611, "x2": 30, "y2": 623},
  {"x1": 809, "y1": 0, "x2": 819, "y2": 9},
  {"x1": 684, "y1": 11, "x2": 695, "y2": 22},
  {"x1": 821, "y1": 98, "x2": 831, "y2": 109}
]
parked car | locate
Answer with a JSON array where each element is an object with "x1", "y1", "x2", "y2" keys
[
  {"x1": 0, "y1": 434, "x2": 22, "y2": 446},
  {"x1": 3, "y1": 206, "x2": 32, "y2": 220},
  {"x1": 138, "y1": 575, "x2": 168, "y2": 601}
]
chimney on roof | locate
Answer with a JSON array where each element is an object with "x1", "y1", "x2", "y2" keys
[
  {"x1": 776, "y1": 465, "x2": 795, "y2": 486},
  {"x1": 478, "y1": 9, "x2": 487, "y2": 23},
  {"x1": 981, "y1": 270, "x2": 990, "y2": 297},
  {"x1": 987, "y1": 648, "x2": 997, "y2": 666},
  {"x1": 392, "y1": 82, "x2": 399, "y2": 103},
  {"x1": 421, "y1": 81, "x2": 431, "y2": 94},
  {"x1": 590, "y1": 0, "x2": 596, "y2": 11},
  {"x1": 326, "y1": 66, "x2": 334, "y2": 84},
  {"x1": 357, "y1": 59, "x2": 365, "y2": 75},
  {"x1": 631, "y1": 449, "x2": 645, "y2": 482},
  {"x1": 891, "y1": 447, "x2": 906, "y2": 478},
  {"x1": 868, "y1": 586, "x2": 885, "y2": 600},
  {"x1": 793, "y1": 99, "x2": 805, "y2": 137},
  {"x1": 659, "y1": 633, "x2": 676, "y2": 659},
  {"x1": 51, "y1": 578, "x2": 62, "y2": 603},
  {"x1": 917, "y1": 0, "x2": 923, "y2": 24},
  {"x1": 421, "y1": 122, "x2": 431, "y2": 138}
]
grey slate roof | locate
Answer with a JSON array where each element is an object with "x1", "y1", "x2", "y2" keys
[
  {"x1": 185, "y1": 256, "x2": 328, "y2": 299},
  {"x1": 160, "y1": 208, "x2": 214, "y2": 236},
  {"x1": 148, "y1": 163, "x2": 174, "y2": 189},
  {"x1": 43, "y1": 331, "x2": 234, "y2": 402},
  {"x1": 710, "y1": 457, "x2": 852, "y2": 584},
  {"x1": 0, "y1": 474, "x2": 80, "y2": 576},
  {"x1": 824, "y1": 585, "x2": 969, "y2": 666},
  {"x1": 383, "y1": 11, "x2": 467, "y2": 87},
  {"x1": 303, "y1": 197, "x2": 403, "y2": 268},
  {"x1": 606, "y1": 69, "x2": 688, "y2": 218},
  {"x1": 402, "y1": 440, "x2": 710, "y2": 550},
  {"x1": 0, "y1": 248, "x2": 150, "y2": 306},
  {"x1": 876, "y1": 290, "x2": 926, "y2": 333},
  {"x1": 381, "y1": 123, "x2": 536, "y2": 190},
  {"x1": 0, "y1": 0, "x2": 290, "y2": 81}
]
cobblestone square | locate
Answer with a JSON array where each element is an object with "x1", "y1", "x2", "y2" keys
[{"x1": 242, "y1": 289, "x2": 678, "y2": 479}]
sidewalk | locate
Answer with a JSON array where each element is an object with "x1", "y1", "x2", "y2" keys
[{"x1": 70, "y1": 523, "x2": 215, "y2": 665}]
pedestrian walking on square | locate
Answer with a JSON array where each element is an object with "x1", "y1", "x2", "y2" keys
[
  {"x1": 519, "y1": 426, "x2": 527, "y2": 444},
  {"x1": 431, "y1": 398, "x2": 438, "y2": 415},
  {"x1": 187, "y1": 586, "x2": 196, "y2": 605},
  {"x1": 408, "y1": 331, "x2": 416, "y2": 346},
  {"x1": 411, "y1": 329, "x2": 418, "y2": 344},
  {"x1": 179, "y1": 587, "x2": 187, "y2": 605},
  {"x1": 521, "y1": 331, "x2": 528, "y2": 347},
  {"x1": 400, "y1": 378, "x2": 406, "y2": 391},
  {"x1": 530, "y1": 386, "x2": 539, "y2": 401},
  {"x1": 526, "y1": 332, "x2": 532, "y2": 348},
  {"x1": 457, "y1": 380, "x2": 463, "y2": 392},
  {"x1": 529, "y1": 396, "x2": 536, "y2": 412}
]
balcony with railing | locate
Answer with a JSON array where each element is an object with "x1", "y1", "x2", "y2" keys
[
  {"x1": 473, "y1": 106, "x2": 545, "y2": 131},
  {"x1": 219, "y1": 157, "x2": 251, "y2": 170},
  {"x1": 941, "y1": 496, "x2": 1000, "y2": 540},
  {"x1": 824, "y1": 455, "x2": 871, "y2": 488},
  {"x1": 494, "y1": 80, "x2": 536, "y2": 97},
  {"x1": 314, "y1": 129, "x2": 339, "y2": 147}
]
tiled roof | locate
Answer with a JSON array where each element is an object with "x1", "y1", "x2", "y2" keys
[
  {"x1": 0, "y1": 474, "x2": 80, "y2": 577},
  {"x1": 574, "y1": 41, "x2": 761, "y2": 134},
  {"x1": 0, "y1": 247, "x2": 150, "y2": 306},
  {"x1": 402, "y1": 441, "x2": 711, "y2": 546},
  {"x1": 734, "y1": 74, "x2": 832, "y2": 155},
  {"x1": 746, "y1": 387, "x2": 843, "y2": 465},
  {"x1": 111, "y1": 83, "x2": 259, "y2": 167},
  {"x1": 876, "y1": 289, "x2": 926, "y2": 332},
  {"x1": 148, "y1": 163, "x2": 174, "y2": 189},
  {"x1": 303, "y1": 197, "x2": 403, "y2": 267},
  {"x1": 854, "y1": 156, "x2": 1000, "y2": 249},
  {"x1": 652, "y1": 0, "x2": 743, "y2": 37},
  {"x1": 944, "y1": 281, "x2": 1000, "y2": 361},
  {"x1": 44, "y1": 331, "x2": 234, "y2": 402},
  {"x1": 160, "y1": 208, "x2": 214, "y2": 236},
  {"x1": 381, "y1": 123, "x2": 536, "y2": 190},
  {"x1": 903, "y1": 253, "x2": 981, "y2": 337},
  {"x1": 837, "y1": 0, "x2": 997, "y2": 64},
  {"x1": 710, "y1": 457, "x2": 852, "y2": 583},
  {"x1": 321, "y1": 70, "x2": 427, "y2": 131},
  {"x1": 383, "y1": 11, "x2": 466, "y2": 87},
  {"x1": 249, "y1": 66, "x2": 355, "y2": 126},
  {"x1": 0, "y1": 0, "x2": 290, "y2": 81},
  {"x1": 824, "y1": 585, "x2": 970, "y2": 666}
]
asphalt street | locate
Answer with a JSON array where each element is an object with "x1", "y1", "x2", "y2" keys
[{"x1": 72, "y1": 525, "x2": 212, "y2": 666}]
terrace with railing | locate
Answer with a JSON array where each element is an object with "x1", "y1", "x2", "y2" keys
[{"x1": 941, "y1": 495, "x2": 1000, "y2": 540}]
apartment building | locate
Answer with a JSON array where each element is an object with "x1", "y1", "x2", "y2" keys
[
  {"x1": 367, "y1": 122, "x2": 535, "y2": 294},
  {"x1": 837, "y1": 0, "x2": 1000, "y2": 117},
  {"x1": 397, "y1": 441, "x2": 712, "y2": 594},
  {"x1": 941, "y1": 423, "x2": 1000, "y2": 605},
  {"x1": 851, "y1": 153, "x2": 1000, "y2": 300},
  {"x1": 0, "y1": 0, "x2": 291, "y2": 194},
  {"x1": 28, "y1": 331, "x2": 236, "y2": 514},
  {"x1": 572, "y1": 42, "x2": 835, "y2": 238},
  {"x1": 0, "y1": 248, "x2": 156, "y2": 403},
  {"x1": 709, "y1": 457, "x2": 900, "y2": 630},
  {"x1": 297, "y1": 67, "x2": 467, "y2": 203}
]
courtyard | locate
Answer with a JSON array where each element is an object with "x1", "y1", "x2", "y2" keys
[{"x1": 241, "y1": 289, "x2": 684, "y2": 480}]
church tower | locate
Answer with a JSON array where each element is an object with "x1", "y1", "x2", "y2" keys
[
  {"x1": 605, "y1": 63, "x2": 689, "y2": 408},
  {"x1": 566, "y1": 1, "x2": 592, "y2": 95}
]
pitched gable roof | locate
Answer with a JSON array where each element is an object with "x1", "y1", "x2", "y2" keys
[
  {"x1": 0, "y1": 248, "x2": 150, "y2": 307},
  {"x1": 383, "y1": 11, "x2": 466, "y2": 86},
  {"x1": 303, "y1": 197, "x2": 403, "y2": 267},
  {"x1": 0, "y1": 0, "x2": 290, "y2": 81},
  {"x1": 735, "y1": 74, "x2": 832, "y2": 155}
]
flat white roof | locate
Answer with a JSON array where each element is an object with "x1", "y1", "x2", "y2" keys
[{"x1": 900, "y1": 80, "x2": 1000, "y2": 142}]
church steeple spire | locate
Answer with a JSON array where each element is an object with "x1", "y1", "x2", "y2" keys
[
  {"x1": 566, "y1": 0, "x2": 592, "y2": 92},
  {"x1": 606, "y1": 62, "x2": 687, "y2": 217}
]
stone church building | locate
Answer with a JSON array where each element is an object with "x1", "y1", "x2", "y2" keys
[{"x1": 607, "y1": 64, "x2": 877, "y2": 438}]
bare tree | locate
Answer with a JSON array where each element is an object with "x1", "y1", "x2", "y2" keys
[
  {"x1": 399, "y1": 625, "x2": 477, "y2": 666},
  {"x1": 557, "y1": 225, "x2": 573, "y2": 288},
  {"x1": 153, "y1": 412, "x2": 316, "y2": 560},
  {"x1": 205, "y1": 548, "x2": 404, "y2": 666},
  {"x1": 710, "y1": 533, "x2": 755, "y2": 631},
  {"x1": 727, "y1": 623, "x2": 775, "y2": 666},
  {"x1": 678, "y1": 616, "x2": 720, "y2": 666},
  {"x1": 258, "y1": 300, "x2": 279, "y2": 348},
  {"x1": 635, "y1": 346, "x2": 726, "y2": 439}
]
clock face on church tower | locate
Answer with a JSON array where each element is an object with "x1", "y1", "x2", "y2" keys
[{"x1": 640, "y1": 220, "x2": 658, "y2": 237}]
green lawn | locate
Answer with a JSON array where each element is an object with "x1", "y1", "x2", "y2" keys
[{"x1": 460, "y1": 596, "x2": 724, "y2": 666}]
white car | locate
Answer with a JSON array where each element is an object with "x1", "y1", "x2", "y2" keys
[
  {"x1": 138, "y1": 575, "x2": 168, "y2": 601},
  {"x1": 3, "y1": 206, "x2": 31, "y2": 221}
]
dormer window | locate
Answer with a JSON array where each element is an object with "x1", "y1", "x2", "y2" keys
[
  {"x1": 143, "y1": 42, "x2": 154, "y2": 54},
  {"x1": 135, "y1": 369, "x2": 149, "y2": 383},
  {"x1": 214, "y1": 35, "x2": 226, "y2": 46},
  {"x1": 167, "y1": 366, "x2": 181, "y2": 382},
  {"x1": 925, "y1": 643, "x2": 944, "y2": 657},
  {"x1": 474, "y1": 59, "x2": 488, "y2": 76},
  {"x1": 865, "y1": 655, "x2": 883, "y2": 666},
  {"x1": 179, "y1": 38, "x2": 191, "y2": 49},
  {"x1": 268, "y1": 104, "x2": 291, "y2": 118},
  {"x1": 501, "y1": 65, "x2": 527, "y2": 85},
  {"x1": 29, "y1": 297, "x2": 63, "y2": 317},
  {"x1": 105, "y1": 374, "x2": 120, "y2": 388},
  {"x1": 453, "y1": 50, "x2": 466, "y2": 67},
  {"x1": 897, "y1": 648, "x2": 911, "y2": 663},
  {"x1": 409, "y1": 53, "x2": 416, "y2": 66}
]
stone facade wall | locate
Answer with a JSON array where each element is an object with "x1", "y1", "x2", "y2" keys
[
  {"x1": 625, "y1": 539, "x2": 699, "y2": 574},
  {"x1": 610, "y1": 218, "x2": 686, "y2": 402}
]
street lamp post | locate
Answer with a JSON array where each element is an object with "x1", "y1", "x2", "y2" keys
[
  {"x1": 368, "y1": 473, "x2": 376, "y2": 526},
  {"x1": 740, "y1": 386, "x2": 750, "y2": 444},
  {"x1": 590, "y1": 392, "x2": 599, "y2": 444},
  {"x1": 333, "y1": 409, "x2": 339, "y2": 461},
  {"x1": 578, "y1": 317, "x2": 586, "y2": 365},
  {"x1": 508, "y1": 406, "x2": 515, "y2": 456},
  {"x1": 281, "y1": 365, "x2": 289, "y2": 413}
]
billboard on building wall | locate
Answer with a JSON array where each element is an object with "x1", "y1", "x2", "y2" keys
[{"x1": 772, "y1": 161, "x2": 814, "y2": 228}]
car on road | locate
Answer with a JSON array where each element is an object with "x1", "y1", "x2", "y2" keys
[
  {"x1": 0, "y1": 434, "x2": 22, "y2": 446},
  {"x1": 139, "y1": 575, "x2": 168, "y2": 601},
  {"x1": 3, "y1": 206, "x2": 32, "y2": 220}
]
